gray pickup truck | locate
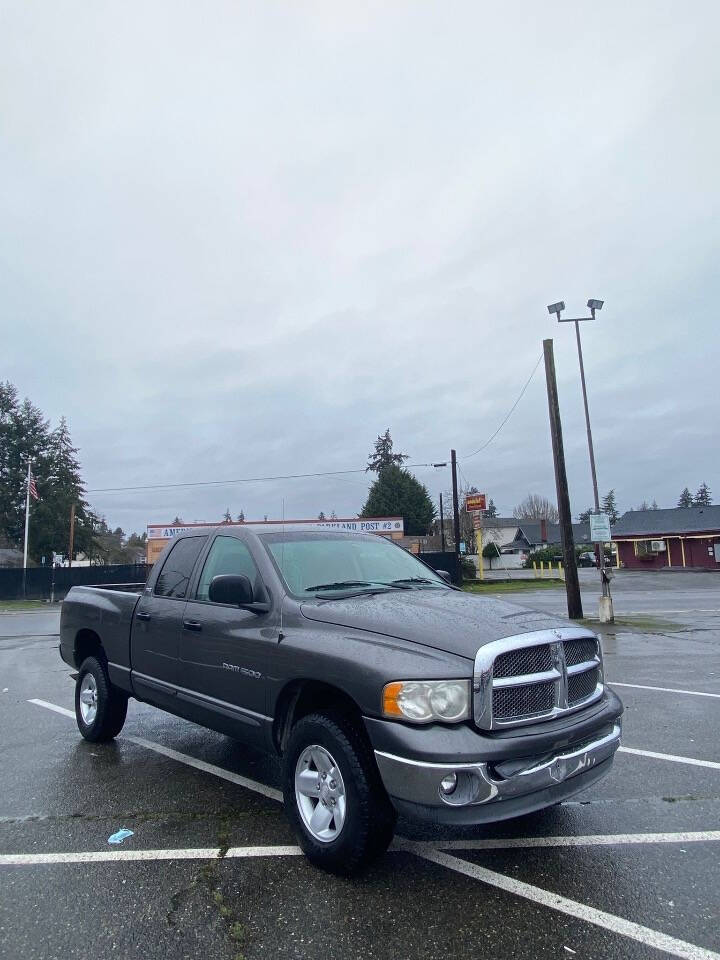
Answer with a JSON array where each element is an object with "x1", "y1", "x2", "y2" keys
[{"x1": 60, "y1": 527, "x2": 623, "y2": 873}]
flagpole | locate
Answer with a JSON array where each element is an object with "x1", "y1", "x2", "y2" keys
[{"x1": 22, "y1": 461, "x2": 31, "y2": 599}]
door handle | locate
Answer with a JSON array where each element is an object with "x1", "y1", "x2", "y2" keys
[
  {"x1": 136, "y1": 611, "x2": 151, "y2": 621},
  {"x1": 183, "y1": 620, "x2": 203, "y2": 632}
]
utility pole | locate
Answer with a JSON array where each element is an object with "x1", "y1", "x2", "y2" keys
[
  {"x1": 450, "y1": 449, "x2": 461, "y2": 557},
  {"x1": 68, "y1": 503, "x2": 76, "y2": 568},
  {"x1": 439, "y1": 492, "x2": 446, "y2": 552},
  {"x1": 543, "y1": 339, "x2": 583, "y2": 619}
]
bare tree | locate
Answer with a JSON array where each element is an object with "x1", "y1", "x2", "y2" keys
[{"x1": 513, "y1": 494, "x2": 559, "y2": 524}]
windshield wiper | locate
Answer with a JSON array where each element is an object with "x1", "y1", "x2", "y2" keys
[
  {"x1": 305, "y1": 580, "x2": 410, "y2": 593},
  {"x1": 389, "y1": 577, "x2": 441, "y2": 586},
  {"x1": 305, "y1": 580, "x2": 374, "y2": 592}
]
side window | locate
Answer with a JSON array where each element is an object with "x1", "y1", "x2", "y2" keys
[
  {"x1": 196, "y1": 536, "x2": 260, "y2": 602},
  {"x1": 154, "y1": 537, "x2": 207, "y2": 599}
]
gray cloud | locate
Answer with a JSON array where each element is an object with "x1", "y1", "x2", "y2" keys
[{"x1": 2, "y1": 0, "x2": 718, "y2": 534}]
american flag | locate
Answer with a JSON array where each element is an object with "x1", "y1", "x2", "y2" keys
[{"x1": 28, "y1": 469, "x2": 39, "y2": 501}]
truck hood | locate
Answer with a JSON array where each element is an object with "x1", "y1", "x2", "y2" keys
[{"x1": 300, "y1": 588, "x2": 577, "y2": 660}]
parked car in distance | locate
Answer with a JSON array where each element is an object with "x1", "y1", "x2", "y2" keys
[
  {"x1": 578, "y1": 551, "x2": 598, "y2": 567},
  {"x1": 60, "y1": 528, "x2": 623, "y2": 874}
]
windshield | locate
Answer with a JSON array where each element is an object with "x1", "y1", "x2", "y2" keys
[{"x1": 261, "y1": 533, "x2": 448, "y2": 596}]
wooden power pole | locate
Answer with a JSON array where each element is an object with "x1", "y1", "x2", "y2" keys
[
  {"x1": 450, "y1": 449, "x2": 461, "y2": 556},
  {"x1": 68, "y1": 503, "x2": 76, "y2": 568},
  {"x1": 543, "y1": 339, "x2": 583, "y2": 619}
]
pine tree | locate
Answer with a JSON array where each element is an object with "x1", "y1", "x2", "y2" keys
[
  {"x1": 222, "y1": 508, "x2": 232, "y2": 523},
  {"x1": 601, "y1": 489, "x2": 619, "y2": 525},
  {"x1": 0, "y1": 390, "x2": 52, "y2": 554},
  {"x1": 485, "y1": 498, "x2": 498, "y2": 518},
  {"x1": 694, "y1": 482, "x2": 712, "y2": 506},
  {"x1": 366, "y1": 429, "x2": 409, "y2": 473},
  {"x1": 677, "y1": 487, "x2": 693, "y2": 508},
  {"x1": 30, "y1": 417, "x2": 94, "y2": 563},
  {"x1": 236, "y1": 510, "x2": 245, "y2": 522},
  {"x1": 577, "y1": 508, "x2": 593, "y2": 523},
  {"x1": 318, "y1": 512, "x2": 326, "y2": 520},
  {"x1": 361, "y1": 464, "x2": 435, "y2": 535}
]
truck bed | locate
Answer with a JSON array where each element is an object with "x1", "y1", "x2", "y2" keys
[{"x1": 60, "y1": 586, "x2": 142, "y2": 675}]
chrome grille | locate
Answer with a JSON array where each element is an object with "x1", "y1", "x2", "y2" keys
[
  {"x1": 493, "y1": 681, "x2": 555, "y2": 720},
  {"x1": 568, "y1": 666, "x2": 600, "y2": 705},
  {"x1": 564, "y1": 637, "x2": 598, "y2": 667},
  {"x1": 474, "y1": 628, "x2": 603, "y2": 730},
  {"x1": 493, "y1": 644, "x2": 552, "y2": 678}
]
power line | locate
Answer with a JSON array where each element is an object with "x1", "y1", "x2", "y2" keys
[
  {"x1": 86, "y1": 464, "x2": 436, "y2": 495},
  {"x1": 460, "y1": 353, "x2": 543, "y2": 460}
]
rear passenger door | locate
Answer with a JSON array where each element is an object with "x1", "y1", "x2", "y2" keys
[
  {"x1": 178, "y1": 535, "x2": 272, "y2": 748},
  {"x1": 131, "y1": 535, "x2": 207, "y2": 707}
]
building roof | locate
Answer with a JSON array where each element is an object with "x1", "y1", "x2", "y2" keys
[
  {"x1": 612, "y1": 506, "x2": 720, "y2": 537},
  {"x1": 475, "y1": 516, "x2": 521, "y2": 529},
  {"x1": 511, "y1": 521, "x2": 591, "y2": 548}
]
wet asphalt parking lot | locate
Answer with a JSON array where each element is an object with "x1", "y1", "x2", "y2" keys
[{"x1": 1, "y1": 570, "x2": 719, "y2": 960}]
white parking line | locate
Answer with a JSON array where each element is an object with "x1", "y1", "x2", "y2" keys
[
  {"x1": 0, "y1": 845, "x2": 304, "y2": 866},
  {"x1": 610, "y1": 682, "x2": 720, "y2": 699},
  {"x1": 619, "y1": 746, "x2": 720, "y2": 771},
  {"x1": 411, "y1": 845, "x2": 720, "y2": 960},
  {"x1": 4, "y1": 832, "x2": 718, "y2": 867},
  {"x1": 125, "y1": 735, "x2": 282, "y2": 803},
  {"x1": 27, "y1": 699, "x2": 283, "y2": 803},
  {"x1": 28, "y1": 699, "x2": 74, "y2": 719},
  {"x1": 420, "y1": 831, "x2": 720, "y2": 851}
]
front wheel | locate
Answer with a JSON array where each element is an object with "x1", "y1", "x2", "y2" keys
[
  {"x1": 75, "y1": 656, "x2": 128, "y2": 742},
  {"x1": 283, "y1": 711, "x2": 396, "y2": 875}
]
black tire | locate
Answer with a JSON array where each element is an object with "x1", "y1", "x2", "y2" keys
[
  {"x1": 75, "y1": 656, "x2": 128, "y2": 742},
  {"x1": 283, "y1": 710, "x2": 396, "y2": 875}
]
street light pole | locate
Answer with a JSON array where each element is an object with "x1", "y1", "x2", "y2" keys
[
  {"x1": 573, "y1": 318, "x2": 600, "y2": 516},
  {"x1": 548, "y1": 299, "x2": 613, "y2": 621}
]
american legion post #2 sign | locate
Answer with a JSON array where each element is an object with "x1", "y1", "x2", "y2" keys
[{"x1": 146, "y1": 517, "x2": 405, "y2": 564}]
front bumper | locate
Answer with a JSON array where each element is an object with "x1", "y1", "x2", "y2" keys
[{"x1": 374, "y1": 721, "x2": 621, "y2": 825}]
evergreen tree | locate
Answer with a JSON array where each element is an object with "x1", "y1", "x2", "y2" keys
[
  {"x1": 677, "y1": 487, "x2": 693, "y2": 508},
  {"x1": 318, "y1": 512, "x2": 326, "y2": 520},
  {"x1": 0, "y1": 391, "x2": 51, "y2": 551},
  {"x1": 236, "y1": 510, "x2": 245, "y2": 522},
  {"x1": 222, "y1": 508, "x2": 232, "y2": 523},
  {"x1": 601, "y1": 489, "x2": 619, "y2": 525},
  {"x1": 577, "y1": 507, "x2": 593, "y2": 523},
  {"x1": 29, "y1": 417, "x2": 94, "y2": 562},
  {"x1": 485, "y1": 498, "x2": 498, "y2": 518},
  {"x1": 366, "y1": 429, "x2": 409, "y2": 473},
  {"x1": 361, "y1": 464, "x2": 435, "y2": 535},
  {"x1": 694, "y1": 482, "x2": 712, "y2": 506},
  {"x1": 651, "y1": 499, "x2": 659, "y2": 510}
]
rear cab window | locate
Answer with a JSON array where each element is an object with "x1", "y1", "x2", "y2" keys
[{"x1": 154, "y1": 536, "x2": 208, "y2": 598}]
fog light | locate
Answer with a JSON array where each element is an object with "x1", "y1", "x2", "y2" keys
[{"x1": 440, "y1": 772, "x2": 458, "y2": 795}]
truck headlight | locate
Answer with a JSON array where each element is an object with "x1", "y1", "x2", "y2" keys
[{"x1": 382, "y1": 680, "x2": 471, "y2": 723}]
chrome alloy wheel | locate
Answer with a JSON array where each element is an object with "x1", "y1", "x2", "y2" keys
[
  {"x1": 295, "y1": 745, "x2": 347, "y2": 843},
  {"x1": 79, "y1": 673, "x2": 98, "y2": 725}
]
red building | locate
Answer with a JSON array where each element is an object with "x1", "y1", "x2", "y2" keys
[{"x1": 612, "y1": 506, "x2": 720, "y2": 570}]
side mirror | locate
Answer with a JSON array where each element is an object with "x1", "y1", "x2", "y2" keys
[
  {"x1": 209, "y1": 574, "x2": 254, "y2": 606},
  {"x1": 436, "y1": 569, "x2": 452, "y2": 584}
]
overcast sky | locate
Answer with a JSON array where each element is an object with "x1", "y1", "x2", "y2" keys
[{"x1": 2, "y1": 1, "x2": 718, "y2": 534}]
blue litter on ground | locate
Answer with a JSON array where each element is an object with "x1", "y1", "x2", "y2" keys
[{"x1": 108, "y1": 829, "x2": 134, "y2": 844}]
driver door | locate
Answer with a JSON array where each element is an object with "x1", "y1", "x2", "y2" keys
[{"x1": 178, "y1": 535, "x2": 272, "y2": 748}]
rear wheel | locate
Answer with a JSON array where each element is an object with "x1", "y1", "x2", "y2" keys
[
  {"x1": 75, "y1": 656, "x2": 128, "y2": 742},
  {"x1": 283, "y1": 711, "x2": 396, "y2": 875}
]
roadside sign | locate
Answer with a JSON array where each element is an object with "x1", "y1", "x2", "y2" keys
[
  {"x1": 465, "y1": 493, "x2": 487, "y2": 513},
  {"x1": 590, "y1": 512, "x2": 612, "y2": 543}
]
